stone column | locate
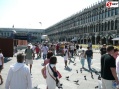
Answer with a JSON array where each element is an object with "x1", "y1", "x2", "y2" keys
[
  {"x1": 110, "y1": 21, "x2": 111, "y2": 30},
  {"x1": 106, "y1": 36, "x2": 108, "y2": 45},
  {"x1": 113, "y1": 40, "x2": 115, "y2": 45},
  {"x1": 95, "y1": 35, "x2": 97, "y2": 45},
  {"x1": 83, "y1": 36, "x2": 84, "y2": 44},
  {"x1": 80, "y1": 39, "x2": 81, "y2": 44}
]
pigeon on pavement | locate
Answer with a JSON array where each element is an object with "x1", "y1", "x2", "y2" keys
[{"x1": 84, "y1": 76, "x2": 87, "y2": 80}]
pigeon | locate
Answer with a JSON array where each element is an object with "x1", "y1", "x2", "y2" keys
[
  {"x1": 91, "y1": 75, "x2": 94, "y2": 79},
  {"x1": 73, "y1": 63, "x2": 76, "y2": 66},
  {"x1": 84, "y1": 76, "x2": 87, "y2": 80},
  {"x1": 80, "y1": 68, "x2": 82, "y2": 73},
  {"x1": 66, "y1": 76, "x2": 69, "y2": 79},
  {"x1": 58, "y1": 84, "x2": 63, "y2": 89},
  {"x1": 66, "y1": 76, "x2": 69, "y2": 81},
  {"x1": 74, "y1": 80, "x2": 79, "y2": 83},
  {"x1": 91, "y1": 72, "x2": 94, "y2": 79},
  {"x1": 98, "y1": 75, "x2": 101, "y2": 80},
  {"x1": 95, "y1": 86, "x2": 98, "y2": 88},
  {"x1": 95, "y1": 71, "x2": 98, "y2": 75},
  {"x1": 76, "y1": 70, "x2": 78, "y2": 73}
]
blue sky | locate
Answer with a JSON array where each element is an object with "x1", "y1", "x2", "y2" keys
[{"x1": 0, "y1": 0, "x2": 102, "y2": 29}]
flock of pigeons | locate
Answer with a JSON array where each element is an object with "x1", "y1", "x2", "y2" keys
[{"x1": 64, "y1": 64, "x2": 101, "y2": 89}]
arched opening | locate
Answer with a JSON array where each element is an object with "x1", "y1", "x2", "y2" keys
[
  {"x1": 108, "y1": 21, "x2": 110, "y2": 30},
  {"x1": 88, "y1": 38, "x2": 91, "y2": 42},
  {"x1": 92, "y1": 36, "x2": 95, "y2": 44},
  {"x1": 96, "y1": 36, "x2": 100, "y2": 44},
  {"x1": 78, "y1": 39, "x2": 81, "y2": 44},
  {"x1": 102, "y1": 37, "x2": 106, "y2": 44},
  {"x1": 111, "y1": 21, "x2": 114, "y2": 30},
  {"x1": 84, "y1": 39, "x2": 86, "y2": 44},
  {"x1": 108, "y1": 36, "x2": 113, "y2": 45}
]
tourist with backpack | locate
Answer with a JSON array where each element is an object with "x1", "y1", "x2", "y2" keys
[{"x1": 25, "y1": 44, "x2": 35, "y2": 74}]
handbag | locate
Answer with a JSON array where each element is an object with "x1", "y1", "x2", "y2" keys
[{"x1": 57, "y1": 70, "x2": 62, "y2": 79}]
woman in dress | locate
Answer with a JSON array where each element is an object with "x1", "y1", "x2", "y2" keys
[
  {"x1": 42, "y1": 56, "x2": 58, "y2": 89},
  {"x1": 0, "y1": 49, "x2": 4, "y2": 85},
  {"x1": 63, "y1": 45, "x2": 69, "y2": 68}
]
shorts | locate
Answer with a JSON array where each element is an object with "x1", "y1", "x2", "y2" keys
[
  {"x1": 25, "y1": 59, "x2": 33, "y2": 65},
  {"x1": 0, "y1": 65, "x2": 3, "y2": 70}
]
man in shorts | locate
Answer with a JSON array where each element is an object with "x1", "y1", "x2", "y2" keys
[{"x1": 25, "y1": 45, "x2": 35, "y2": 74}]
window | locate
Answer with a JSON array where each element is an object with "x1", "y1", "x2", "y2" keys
[
  {"x1": 111, "y1": 9, "x2": 114, "y2": 16},
  {"x1": 107, "y1": 22, "x2": 110, "y2": 30},
  {"x1": 115, "y1": 20, "x2": 117, "y2": 29},
  {"x1": 103, "y1": 12, "x2": 105, "y2": 19},
  {"x1": 100, "y1": 13, "x2": 102, "y2": 19},
  {"x1": 101, "y1": 24, "x2": 103, "y2": 31},
  {"x1": 105, "y1": 11, "x2": 108, "y2": 18},
  {"x1": 108, "y1": 10, "x2": 111, "y2": 17},
  {"x1": 113, "y1": 9, "x2": 115, "y2": 15},
  {"x1": 111, "y1": 21, "x2": 114, "y2": 30},
  {"x1": 115, "y1": 8, "x2": 118, "y2": 15}
]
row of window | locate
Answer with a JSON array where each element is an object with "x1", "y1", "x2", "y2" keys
[
  {"x1": 47, "y1": 8, "x2": 118, "y2": 35},
  {"x1": 50, "y1": 20, "x2": 118, "y2": 37},
  {"x1": 0, "y1": 32, "x2": 42, "y2": 37}
]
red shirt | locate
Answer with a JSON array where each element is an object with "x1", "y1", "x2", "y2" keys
[{"x1": 35, "y1": 47, "x2": 40, "y2": 53}]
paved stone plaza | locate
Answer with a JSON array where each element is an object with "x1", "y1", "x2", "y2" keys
[{"x1": 0, "y1": 49, "x2": 101, "y2": 89}]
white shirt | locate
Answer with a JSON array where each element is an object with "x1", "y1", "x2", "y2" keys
[
  {"x1": 70, "y1": 45, "x2": 74, "y2": 50},
  {"x1": 32, "y1": 45, "x2": 36, "y2": 51},
  {"x1": 42, "y1": 46, "x2": 49, "y2": 54},
  {"x1": 0, "y1": 53, "x2": 3, "y2": 65},
  {"x1": 5, "y1": 63, "x2": 32, "y2": 89},
  {"x1": 116, "y1": 56, "x2": 119, "y2": 74}
]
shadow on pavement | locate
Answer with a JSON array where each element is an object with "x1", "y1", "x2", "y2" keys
[
  {"x1": 4, "y1": 57, "x2": 12, "y2": 63},
  {"x1": 83, "y1": 68, "x2": 90, "y2": 72},
  {"x1": 91, "y1": 68, "x2": 100, "y2": 75},
  {"x1": 68, "y1": 59, "x2": 74, "y2": 64},
  {"x1": 64, "y1": 66, "x2": 72, "y2": 71}
]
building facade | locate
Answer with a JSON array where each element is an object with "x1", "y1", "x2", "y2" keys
[
  {"x1": 45, "y1": 0, "x2": 119, "y2": 45},
  {"x1": 0, "y1": 28, "x2": 44, "y2": 42}
]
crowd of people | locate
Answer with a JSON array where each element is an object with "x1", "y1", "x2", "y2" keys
[{"x1": 0, "y1": 41, "x2": 119, "y2": 89}]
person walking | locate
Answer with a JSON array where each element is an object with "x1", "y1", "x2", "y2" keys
[
  {"x1": 0, "y1": 49, "x2": 4, "y2": 85},
  {"x1": 44, "y1": 51, "x2": 53, "y2": 66},
  {"x1": 5, "y1": 53, "x2": 32, "y2": 89},
  {"x1": 49, "y1": 45, "x2": 55, "y2": 55},
  {"x1": 35, "y1": 45, "x2": 40, "y2": 58},
  {"x1": 76, "y1": 44, "x2": 79, "y2": 55},
  {"x1": 85, "y1": 47, "x2": 93, "y2": 71},
  {"x1": 63, "y1": 45, "x2": 69, "y2": 68},
  {"x1": 79, "y1": 50, "x2": 86, "y2": 69},
  {"x1": 100, "y1": 44, "x2": 107, "y2": 56},
  {"x1": 42, "y1": 44, "x2": 49, "y2": 60},
  {"x1": 101, "y1": 46, "x2": 119, "y2": 89},
  {"x1": 41, "y1": 56, "x2": 59, "y2": 89},
  {"x1": 25, "y1": 45, "x2": 35, "y2": 74},
  {"x1": 70, "y1": 43, "x2": 74, "y2": 58}
]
